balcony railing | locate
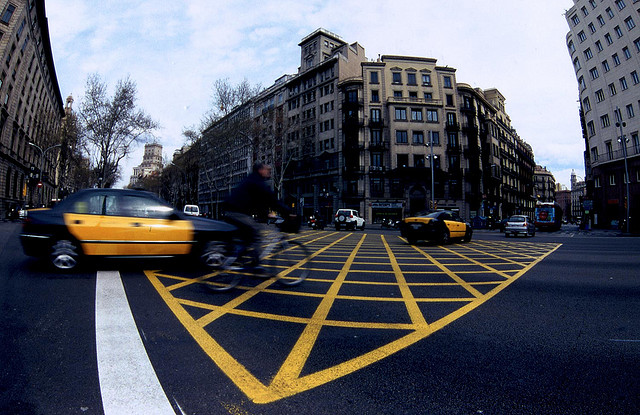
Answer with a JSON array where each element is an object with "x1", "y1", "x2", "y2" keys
[
  {"x1": 386, "y1": 96, "x2": 443, "y2": 106},
  {"x1": 592, "y1": 145, "x2": 640, "y2": 165}
]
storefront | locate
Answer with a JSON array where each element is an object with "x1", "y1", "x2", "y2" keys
[{"x1": 370, "y1": 201, "x2": 404, "y2": 224}]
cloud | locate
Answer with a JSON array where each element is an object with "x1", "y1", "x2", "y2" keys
[{"x1": 46, "y1": 0, "x2": 580, "y2": 188}]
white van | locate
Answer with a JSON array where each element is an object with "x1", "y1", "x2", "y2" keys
[{"x1": 183, "y1": 204, "x2": 200, "y2": 216}]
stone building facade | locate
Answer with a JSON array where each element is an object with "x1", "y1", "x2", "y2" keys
[
  {"x1": 198, "y1": 29, "x2": 537, "y2": 224},
  {"x1": 0, "y1": 0, "x2": 64, "y2": 217},
  {"x1": 565, "y1": 0, "x2": 640, "y2": 231}
]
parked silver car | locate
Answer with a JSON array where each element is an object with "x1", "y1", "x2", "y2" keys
[{"x1": 504, "y1": 215, "x2": 535, "y2": 237}]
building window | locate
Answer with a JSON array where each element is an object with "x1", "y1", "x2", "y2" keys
[
  {"x1": 579, "y1": 76, "x2": 586, "y2": 89},
  {"x1": 589, "y1": 22, "x2": 597, "y2": 34},
  {"x1": 574, "y1": 57, "x2": 581, "y2": 71},
  {"x1": 414, "y1": 155, "x2": 425, "y2": 168},
  {"x1": 0, "y1": 4, "x2": 15, "y2": 24},
  {"x1": 571, "y1": 14, "x2": 580, "y2": 26},
  {"x1": 397, "y1": 154, "x2": 408, "y2": 168},
  {"x1": 430, "y1": 131, "x2": 440, "y2": 145},
  {"x1": 601, "y1": 114, "x2": 611, "y2": 128},
  {"x1": 595, "y1": 40, "x2": 604, "y2": 51},
  {"x1": 613, "y1": 53, "x2": 621, "y2": 66},
  {"x1": 446, "y1": 112, "x2": 457, "y2": 126},
  {"x1": 627, "y1": 103, "x2": 635, "y2": 118},
  {"x1": 623, "y1": 46, "x2": 632, "y2": 59},
  {"x1": 410, "y1": 108, "x2": 422, "y2": 121},
  {"x1": 631, "y1": 70, "x2": 640, "y2": 84},
  {"x1": 635, "y1": 37, "x2": 640, "y2": 52},
  {"x1": 579, "y1": 31, "x2": 587, "y2": 42},
  {"x1": 596, "y1": 89, "x2": 605, "y2": 102},
  {"x1": 392, "y1": 72, "x2": 402, "y2": 84},
  {"x1": 412, "y1": 131, "x2": 424, "y2": 144},
  {"x1": 609, "y1": 174, "x2": 616, "y2": 186},
  {"x1": 583, "y1": 97, "x2": 591, "y2": 112},
  {"x1": 407, "y1": 73, "x2": 417, "y2": 85},
  {"x1": 446, "y1": 94, "x2": 454, "y2": 106},
  {"x1": 422, "y1": 74, "x2": 431, "y2": 86},
  {"x1": 443, "y1": 76, "x2": 452, "y2": 88},
  {"x1": 609, "y1": 82, "x2": 617, "y2": 96},
  {"x1": 424, "y1": 92, "x2": 432, "y2": 101},
  {"x1": 568, "y1": 40, "x2": 576, "y2": 53},
  {"x1": 620, "y1": 77, "x2": 629, "y2": 90},
  {"x1": 602, "y1": 60, "x2": 610, "y2": 72},
  {"x1": 588, "y1": 120, "x2": 596, "y2": 136},
  {"x1": 605, "y1": 33, "x2": 613, "y2": 44},
  {"x1": 614, "y1": 25, "x2": 624, "y2": 38},
  {"x1": 625, "y1": 17, "x2": 636, "y2": 30},
  {"x1": 606, "y1": 7, "x2": 615, "y2": 19},
  {"x1": 370, "y1": 108, "x2": 381, "y2": 122},
  {"x1": 594, "y1": 176, "x2": 601, "y2": 187},
  {"x1": 615, "y1": 0, "x2": 626, "y2": 11},
  {"x1": 396, "y1": 130, "x2": 408, "y2": 144},
  {"x1": 582, "y1": 6, "x2": 589, "y2": 16},
  {"x1": 393, "y1": 90, "x2": 403, "y2": 98},
  {"x1": 598, "y1": 15, "x2": 606, "y2": 26},
  {"x1": 591, "y1": 146, "x2": 599, "y2": 161},
  {"x1": 370, "y1": 71, "x2": 379, "y2": 84},
  {"x1": 589, "y1": 0, "x2": 596, "y2": 9},
  {"x1": 395, "y1": 107, "x2": 407, "y2": 120},
  {"x1": 371, "y1": 90, "x2": 379, "y2": 102},
  {"x1": 371, "y1": 129, "x2": 382, "y2": 144},
  {"x1": 426, "y1": 109, "x2": 438, "y2": 122},
  {"x1": 590, "y1": 67, "x2": 600, "y2": 80},
  {"x1": 585, "y1": 48, "x2": 594, "y2": 60}
]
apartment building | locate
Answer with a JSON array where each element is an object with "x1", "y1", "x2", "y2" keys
[
  {"x1": 0, "y1": 0, "x2": 64, "y2": 217},
  {"x1": 534, "y1": 165, "x2": 557, "y2": 202},
  {"x1": 198, "y1": 29, "x2": 536, "y2": 224},
  {"x1": 565, "y1": 0, "x2": 640, "y2": 231}
]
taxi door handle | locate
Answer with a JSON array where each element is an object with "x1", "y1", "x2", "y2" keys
[
  {"x1": 131, "y1": 222, "x2": 142, "y2": 227},
  {"x1": 74, "y1": 220, "x2": 83, "y2": 224}
]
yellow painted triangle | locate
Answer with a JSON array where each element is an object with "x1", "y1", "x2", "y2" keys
[{"x1": 145, "y1": 240, "x2": 561, "y2": 404}]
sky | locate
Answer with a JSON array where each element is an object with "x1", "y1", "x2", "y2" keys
[{"x1": 45, "y1": 0, "x2": 583, "y2": 189}]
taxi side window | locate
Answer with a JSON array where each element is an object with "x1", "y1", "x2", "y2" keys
[
  {"x1": 72, "y1": 194, "x2": 105, "y2": 215},
  {"x1": 120, "y1": 195, "x2": 173, "y2": 219},
  {"x1": 105, "y1": 196, "x2": 119, "y2": 216}
]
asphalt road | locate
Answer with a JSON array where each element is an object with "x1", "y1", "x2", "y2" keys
[{"x1": 1, "y1": 221, "x2": 639, "y2": 415}]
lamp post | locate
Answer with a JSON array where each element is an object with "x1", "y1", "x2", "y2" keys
[
  {"x1": 615, "y1": 107, "x2": 630, "y2": 234},
  {"x1": 427, "y1": 131, "x2": 435, "y2": 211},
  {"x1": 28, "y1": 142, "x2": 62, "y2": 206}
]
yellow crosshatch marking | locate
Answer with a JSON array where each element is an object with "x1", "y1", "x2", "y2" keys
[{"x1": 145, "y1": 232, "x2": 561, "y2": 404}]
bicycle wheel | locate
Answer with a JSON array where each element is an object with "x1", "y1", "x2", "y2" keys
[
  {"x1": 263, "y1": 239, "x2": 311, "y2": 286},
  {"x1": 205, "y1": 268, "x2": 242, "y2": 292}
]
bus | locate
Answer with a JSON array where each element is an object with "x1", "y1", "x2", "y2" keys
[{"x1": 534, "y1": 202, "x2": 563, "y2": 231}]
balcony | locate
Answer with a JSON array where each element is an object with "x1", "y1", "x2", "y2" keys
[
  {"x1": 386, "y1": 96, "x2": 443, "y2": 106},
  {"x1": 369, "y1": 165, "x2": 387, "y2": 174},
  {"x1": 368, "y1": 140, "x2": 390, "y2": 151},
  {"x1": 445, "y1": 122, "x2": 460, "y2": 132},
  {"x1": 592, "y1": 145, "x2": 640, "y2": 166}
]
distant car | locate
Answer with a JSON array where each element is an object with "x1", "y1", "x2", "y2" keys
[
  {"x1": 20, "y1": 188, "x2": 235, "y2": 271},
  {"x1": 334, "y1": 209, "x2": 365, "y2": 230},
  {"x1": 504, "y1": 215, "x2": 535, "y2": 237},
  {"x1": 400, "y1": 210, "x2": 472, "y2": 245},
  {"x1": 183, "y1": 204, "x2": 200, "y2": 216}
]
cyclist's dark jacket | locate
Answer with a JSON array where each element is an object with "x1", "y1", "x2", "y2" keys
[{"x1": 224, "y1": 172, "x2": 289, "y2": 218}]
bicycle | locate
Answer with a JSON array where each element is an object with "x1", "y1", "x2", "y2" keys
[{"x1": 205, "y1": 217, "x2": 312, "y2": 292}]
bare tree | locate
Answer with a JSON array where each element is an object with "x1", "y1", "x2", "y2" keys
[
  {"x1": 200, "y1": 78, "x2": 261, "y2": 130},
  {"x1": 77, "y1": 74, "x2": 159, "y2": 187}
]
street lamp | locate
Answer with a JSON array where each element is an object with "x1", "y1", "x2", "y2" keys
[
  {"x1": 615, "y1": 107, "x2": 630, "y2": 234},
  {"x1": 427, "y1": 131, "x2": 437, "y2": 211},
  {"x1": 28, "y1": 142, "x2": 62, "y2": 206}
]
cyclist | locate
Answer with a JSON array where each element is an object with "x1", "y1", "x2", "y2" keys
[{"x1": 224, "y1": 162, "x2": 293, "y2": 266}]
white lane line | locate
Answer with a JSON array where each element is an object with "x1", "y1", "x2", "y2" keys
[{"x1": 96, "y1": 270, "x2": 175, "y2": 415}]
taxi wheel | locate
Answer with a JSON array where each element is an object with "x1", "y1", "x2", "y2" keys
[
  {"x1": 463, "y1": 228, "x2": 473, "y2": 242},
  {"x1": 439, "y1": 229, "x2": 450, "y2": 245},
  {"x1": 200, "y1": 241, "x2": 227, "y2": 268},
  {"x1": 50, "y1": 239, "x2": 80, "y2": 270}
]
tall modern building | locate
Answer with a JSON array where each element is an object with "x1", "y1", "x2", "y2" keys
[
  {"x1": 565, "y1": 0, "x2": 640, "y2": 231},
  {"x1": 0, "y1": 0, "x2": 65, "y2": 217},
  {"x1": 199, "y1": 29, "x2": 536, "y2": 223}
]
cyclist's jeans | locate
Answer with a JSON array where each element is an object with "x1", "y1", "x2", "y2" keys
[{"x1": 225, "y1": 211, "x2": 261, "y2": 264}]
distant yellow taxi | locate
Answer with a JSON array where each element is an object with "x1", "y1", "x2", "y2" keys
[
  {"x1": 400, "y1": 210, "x2": 472, "y2": 245},
  {"x1": 20, "y1": 188, "x2": 234, "y2": 270}
]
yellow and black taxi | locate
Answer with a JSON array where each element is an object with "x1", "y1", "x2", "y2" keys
[
  {"x1": 400, "y1": 210, "x2": 472, "y2": 245},
  {"x1": 20, "y1": 188, "x2": 235, "y2": 270}
]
